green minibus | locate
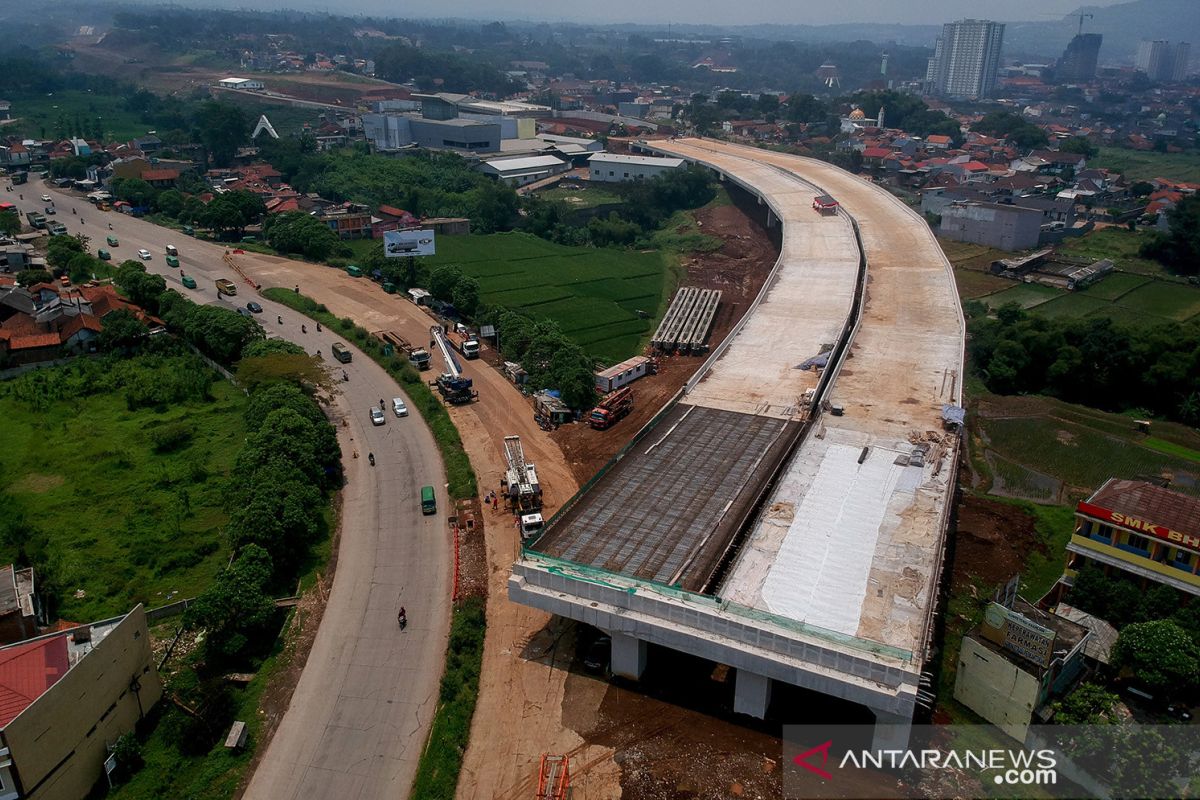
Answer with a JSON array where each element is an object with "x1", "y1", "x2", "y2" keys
[{"x1": 420, "y1": 485, "x2": 436, "y2": 515}]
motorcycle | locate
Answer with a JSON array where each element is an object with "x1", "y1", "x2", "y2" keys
[
  {"x1": 301, "y1": 324, "x2": 307, "y2": 334},
  {"x1": 342, "y1": 370, "x2": 349, "y2": 382},
  {"x1": 398, "y1": 608, "x2": 407, "y2": 629},
  {"x1": 315, "y1": 322, "x2": 322, "y2": 332},
  {"x1": 368, "y1": 452, "x2": 375, "y2": 466}
]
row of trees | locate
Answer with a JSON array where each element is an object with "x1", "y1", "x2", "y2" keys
[
  {"x1": 103, "y1": 271, "x2": 340, "y2": 673},
  {"x1": 258, "y1": 142, "x2": 521, "y2": 235},
  {"x1": 965, "y1": 303, "x2": 1200, "y2": 426},
  {"x1": 485, "y1": 309, "x2": 596, "y2": 410},
  {"x1": 263, "y1": 211, "x2": 344, "y2": 261},
  {"x1": 1140, "y1": 195, "x2": 1200, "y2": 275},
  {"x1": 521, "y1": 165, "x2": 716, "y2": 249}
]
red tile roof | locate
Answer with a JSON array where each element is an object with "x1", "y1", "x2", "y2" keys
[
  {"x1": 141, "y1": 169, "x2": 180, "y2": 182},
  {"x1": 0, "y1": 636, "x2": 70, "y2": 725},
  {"x1": 1084, "y1": 479, "x2": 1200, "y2": 540},
  {"x1": 9, "y1": 333, "x2": 61, "y2": 351},
  {"x1": 862, "y1": 147, "x2": 891, "y2": 159}
]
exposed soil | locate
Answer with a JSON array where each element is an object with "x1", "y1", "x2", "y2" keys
[
  {"x1": 949, "y1": 494, "x2": 1043, "y2": 593},
  {"x1": 452, "y1": 496, "x2": 489, "y2": 600},
  {"x1": 550, "y1": 201, "x2": 779, "y2": 485}
]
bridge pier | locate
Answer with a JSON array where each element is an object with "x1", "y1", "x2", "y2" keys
[
  {"x1": 733, "y1": 669, "x2": 773, "y2": 718},
  {"x1": 610, "y1": 632, "x2": 647, "y2": 680}
]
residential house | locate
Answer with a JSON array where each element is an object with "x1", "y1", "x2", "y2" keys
[
  {"x1": 315, "y1": 203, "x2": 372, "y2": 240},
  {"x1": 140, "y1": 169, "x2": 180, "y2": 189}
]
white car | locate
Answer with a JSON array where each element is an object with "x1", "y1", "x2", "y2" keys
[
  {"x1": 392, "y1": 397, "x2": 408, "y2": 417},
  {"x1": 137, "y1": 249, "x2": 152, "y2": 260},
  {"x1": 370, "y1": 407, "x2": 386, "y2": 426},
  {"x1": 40, "y1": 194, "x2": 52, "y2": 203}
]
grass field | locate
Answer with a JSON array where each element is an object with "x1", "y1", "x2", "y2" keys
[
  {"x1": 953, "y1": 268, "x2": 1011, "y2": 299},
  {"x1": 972, "y1": 393, "x2": 1200, "y2": 500},
  {"x1": 1058, "y1": 227, "x2": 1181, "y2": 280},
  {"x1": 534, "y1": 185, "x2": 624, "y2": 209},
  {"x1": 0, "y1": 374, "x2": 245, "y2": 621},
  {"x1": 1076, "y1": 270, "x2": 1150, "y2": 300},
  {"x1": 1092, "y1": 147, "x2": 1200, "y2": 183},
  {"x1": 352, "y1": 232, "x2": 675, "y2": 363},
  {"x1": 979, "y1": 282, "x2": 1062, "y2": 309},
  {"x1": 6, "y1": 91, "x2": 152, "y2": 143}
]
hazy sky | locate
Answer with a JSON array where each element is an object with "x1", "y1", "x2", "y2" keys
[{"x1": 270, "y1": 0, "x2": 1129, "y2": 26}]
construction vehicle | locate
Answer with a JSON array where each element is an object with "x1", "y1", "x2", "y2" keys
[
  {"x1": 501, "y1": 435, "x2": 542, "y2": 513},
  {"x1": 215, "y1": 278, "x2": 237, "y2": 296},
  {"x1": 519, "y1": 513, "x2": 544, "y2": 541},
  {"x1": 378, "y1": 330, "x2": 431, "y2": 370},
  {"x1": 447, "y1": 327, "x2": 480, "y2": 359},
  {"x1": 429, "y1": 325, "x2": 478, "y2": 404},
  {"x1": 588, "y1": 386, "x2": 634, "y2": 430},
  {"x1": 25, "y1": 211, "x2": 46, "y2": 229},
  {"x1": 536, "y1": 754, "x2": 570, "y2": 800}
]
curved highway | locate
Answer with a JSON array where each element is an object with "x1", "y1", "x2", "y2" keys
[{"x1": 1, "y1": 180, "x2": 450, "y2": 799}]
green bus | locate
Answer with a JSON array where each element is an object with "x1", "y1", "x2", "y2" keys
[{"x1": 420, "y1": 485, "x2": 436, "y2": 515}]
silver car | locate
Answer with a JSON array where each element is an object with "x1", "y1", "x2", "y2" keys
[
  {"x1": 392, "y1": 397, "x2": 408, "y2": 417},
  {"x1": 370, "y1": 407, "x2": 386, "y2": 426}
]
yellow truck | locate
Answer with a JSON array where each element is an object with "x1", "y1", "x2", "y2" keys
[{"x1": 215, "y1": 279, "x2": 237, "y2": 296}]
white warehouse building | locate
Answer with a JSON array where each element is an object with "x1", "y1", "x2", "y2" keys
[
  {"x1": 217, "y1": 77, "x2": 265, "y2": 91},
  {"x1": 588, "y1": 152, "x2": 685, "y2": 182}
]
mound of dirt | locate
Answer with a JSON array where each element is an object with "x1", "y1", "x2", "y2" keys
[{"x1": 950, "y1": 495, "x2": 1044, "y2": 592}]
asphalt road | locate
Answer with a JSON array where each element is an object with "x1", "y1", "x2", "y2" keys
[{"x1": 2, "y1": 179, "x2": 452, "y2": 799}]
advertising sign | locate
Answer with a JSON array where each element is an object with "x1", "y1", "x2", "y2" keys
[{"x1": 384, "y1": 228, "x2": 435, "y2": 258}]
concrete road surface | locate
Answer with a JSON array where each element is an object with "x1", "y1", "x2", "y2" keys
[{"x1": 1, "y1": 179, "x2": 451, "y2": 800}]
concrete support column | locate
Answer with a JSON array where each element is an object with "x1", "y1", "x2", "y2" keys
[
  {"x1": 765, "y1": 209, "x2": 776, "y2": 227},
  {"x1": 870, "y1": 709, "x2": 913, "y2": 752},
  {"x1": 733, "y1": 669, "x2": 773, "y2": 719},
  {"x1": 610, "y1": 632, "x2": 647, "y2": 680}
]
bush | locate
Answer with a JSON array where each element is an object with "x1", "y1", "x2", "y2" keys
[{"x1": 148, "y1": 421, "x2": 194, "y2": 453}]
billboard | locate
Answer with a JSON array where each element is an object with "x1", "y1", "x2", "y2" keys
[{"x1": 384, "y1": 228, "x2": 435, "y2": 258}]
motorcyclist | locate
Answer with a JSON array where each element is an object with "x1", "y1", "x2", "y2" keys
[
  {"x1": 398, "y1": 607, "x2": 406, "y2": 627},
  {"x1": 315, "y1": 322, "x2": 322, "y2": 332},
  {"x1": 379, "y1": 398, "x2": 385, "y2": 410},
  {"x1": 301, "y1": 324, "x2": 307, "y2": 334},
  {"x1": 277, "y1": 315, "x2": 283, "y2": 324},
  {"x1": 342, "y1": 370, "x2": 348, "y2": 381},
  {"x1": 368, "y1": 452, "x2": 375, "y2": 466},
  {"x1": 108, "y1": 223, "x2": 113, "y2": 230},
  {"x1": 72, "y1": 207, "x2": 76, "y2": 215}
]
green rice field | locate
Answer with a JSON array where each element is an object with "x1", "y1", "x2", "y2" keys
[{"x1": 361, "y1": 232, "x2": 676, "y2": 363}]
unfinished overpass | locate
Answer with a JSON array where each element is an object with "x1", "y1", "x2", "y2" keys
[{"x1": 509, "y1": 138, "x2": 965, "y2": 747}]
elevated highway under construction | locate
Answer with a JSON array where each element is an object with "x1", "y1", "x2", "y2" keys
[{"x1": 509, "y1": 138, "x2": 965, "y2": 748}]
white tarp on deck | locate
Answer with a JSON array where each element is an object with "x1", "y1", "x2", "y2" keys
[{"x1": 761, "y1": 442, "x2": 907, "y2": 635}]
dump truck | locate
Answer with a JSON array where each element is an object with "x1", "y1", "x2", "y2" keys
[
  {"x1": 501, "y1": 435, "x2": 542, "y2": 513},
  {"x1": 447, "y1": 328, "x2": 480, "y2": 359},
  {"x1": 378, "y1": 330, "x2": 431, "y2": 370},
  {"x1": 215, "y1": 278, "x2": 237, "y2": 296},
  {"x1": 26, "y1": 211, "x2": 46, "y2": 229},
  {"x1": 589, "y1": 386, "x2": 634, "y2": 430}
]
